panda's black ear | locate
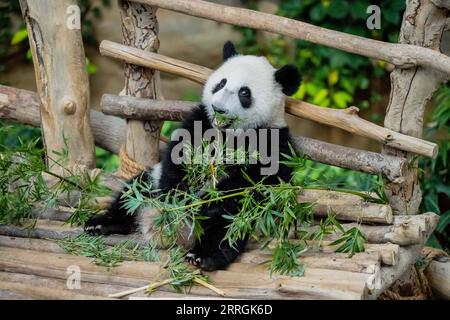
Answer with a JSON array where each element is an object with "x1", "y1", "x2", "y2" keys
[
  {"x1": 223, "y1": 41, "x2": 238, "y2": 61},
  {"x1": 275, "y1": 65, "x2": 301, "y2": 96}
]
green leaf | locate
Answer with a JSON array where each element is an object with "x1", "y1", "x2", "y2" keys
[
  {"x1": 309, "y1": 4, "x2": 326, "y2": 22},
  {"x1": 327, "y1": 0, "x2": 349, "y2": 19},
  {"x1": 332, "y1": 91, "x2": 353, "y2": 109},
  {"x1": 11, "y1": 29, "x2": 28, "y2": 45},
  {"x1": 436, "y1": 211, "x2": 450, "y2": 233}
]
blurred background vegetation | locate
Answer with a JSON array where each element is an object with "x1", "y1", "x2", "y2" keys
[{"x1": 0, "y1": 0, "x2": 448, "y2": 251}]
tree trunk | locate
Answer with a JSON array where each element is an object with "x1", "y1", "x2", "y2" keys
[
  {"x1": 383, "y1": 0, "x2": 450, "y2": 214},
  {"x1": 19, "y1": 0, "x2": 96, "y2": 174},
  {"x1": 119, "y1": 1, "x2": 162, "y2": 170}
]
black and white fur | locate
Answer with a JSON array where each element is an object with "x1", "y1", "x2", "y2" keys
[{"x1": 85, "y1": 41, "x2": 301, "y2": 271}]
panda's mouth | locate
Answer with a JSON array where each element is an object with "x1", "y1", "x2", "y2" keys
[{"x1": 212, "y1": 114, "x2": 238, "y2": 129}]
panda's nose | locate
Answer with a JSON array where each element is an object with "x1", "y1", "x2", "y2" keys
[{"x1": 212, "y1": 105, "x2": 227, "y2": 115}]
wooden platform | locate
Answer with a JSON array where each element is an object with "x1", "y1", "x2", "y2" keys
[{"x1": 0, "y1": 210, "x2": 438, "y2": 300}]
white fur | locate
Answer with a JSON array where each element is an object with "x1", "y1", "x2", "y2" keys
[
  {"x1": 150, "y1": 162, "x2": 162, "y2": 189},
  {"x1": 202, "y1": 55, "x2": 287, "y2": 129}
]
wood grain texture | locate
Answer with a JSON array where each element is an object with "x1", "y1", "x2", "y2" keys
[
  {"x1": 19, "y1": 0, "x2": 96, "y2": 173},
  {"x1": 382, "y1": 0, "x2": 450, "y2": 215},
  {"x1": 119, "y1": 1, "x2": 162, "y2": 168}
]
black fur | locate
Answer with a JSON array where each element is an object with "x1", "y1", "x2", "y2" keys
[
  {"x1": 84, "y1": 106, "x2": 293, "y2": 271},
  {"x1": 275, "y1": 64, "x2": 302, "y2": 96},
  {"x1": 223, "y1": 41, "x2": 238, "y2": 61}
]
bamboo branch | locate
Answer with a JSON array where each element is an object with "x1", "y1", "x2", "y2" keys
[
  {"x1": 0, "y1": 85, "x2": 408, "y2": 181},
  {"x1": 132, "y1": 0, "x2": 450, "y2": 75},
  {"x1": 99, "y1": 40, "x2": 438, "y2": 158}
]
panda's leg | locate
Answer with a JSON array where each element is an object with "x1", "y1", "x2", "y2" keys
[
  {"x1": 84, "y1": 169, "x2": 158, "y2": 236},
  {"x1": 84, "y1": 192, "x2": 138, "y2": 236},
  {"x1": 185, "y1": 206, "x2": 248, "y2": 271}
]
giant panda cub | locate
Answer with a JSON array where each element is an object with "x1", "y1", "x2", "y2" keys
[{"x1": 84, "y1": 41, "x2": 301, "y2": 271}]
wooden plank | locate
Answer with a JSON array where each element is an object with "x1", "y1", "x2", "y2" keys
[
  {"x1": 0, "y1": 235, "x2": 381, "y2": 275},
  {"x1": 0, "y1": 246, "x2": 369, "y2": 299}
]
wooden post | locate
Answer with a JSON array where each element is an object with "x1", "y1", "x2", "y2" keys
[
  {"x1": 19, "y1": 0, "x2": 96, "y2": 174},
  {"x1": 382, "y1": 0, "x2": 450, "y2": 214},
  {"x1": 118, "y1": 0, "x2": 162, "y2": 175}
]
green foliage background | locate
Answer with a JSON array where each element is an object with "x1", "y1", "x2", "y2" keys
[{"x1": 0, "y1": 0, "x2": 448, "y2": 251}]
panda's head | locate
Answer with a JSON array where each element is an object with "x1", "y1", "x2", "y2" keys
[{"x1": 202, "y1": 41, "x2": 301, "y2": 130}]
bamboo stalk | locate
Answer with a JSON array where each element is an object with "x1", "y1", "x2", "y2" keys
[
  {"x1": 0, "y1": 85, "x2": 408, "y2": 181},
  {"x1": 99, "y1": 40, "x2": 438, "y2": 158},
  {"x1": 132, "y1": 0, "x2": 450, "y2": 75}
]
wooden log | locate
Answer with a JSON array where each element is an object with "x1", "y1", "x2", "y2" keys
[
  {"x1": 291, "y1": 137, "x2": 407, "y2": 183},
  {"x1": 309, "y1": 212, "x2": 440, "y2": 246},
  {"x1": 0, "y1": 280, "x2": 114, "y2": 300},
  {"x1": 297, "y1": 189, "x2": 393, "y2": 224},
  {"x1": 118, "y1": 1, "x2": 162, "y2": 169},
  {"x1": 100, "y1": 93, "x2": 409, "y2": 181},
  {"x1": 0, "y1": 246, "x2": 370, "y2": 299},
  {"x1": 367, "y1": 245, "x2": 422, "y2": 299},
  {"x1": 132, "y1": 0, "x2": 450, "y2": 75},
  {"x1": 0, "y1": 272, "x2": 219, "y2": 300},
  {"x1": 102, "y1": 94, "x2": 194, "y2": 121},
  {"x1": 99, "y1": 40, "x2": 438, "y2": 158},
  {"x1": 247, "y1": 240, "x2": 399, "y2": 266},
  {"x1": 424, "y1": 257, "x2": 450, "y2": 299},
  {"x1": 0, "y1": 219, "x2": 141, "y2": 247},
  {"x1": 19, "y1": 0, "x2": 96, "y2": 173},
  {"x1": 382, "y1": 0, "x2": 450, "y2": 215},
  {"x1": 0, "y1": 85, "x2": 408, "y2": 181},
  {"x1": 0, "y1": 235, "x2": 381, "y2": 276},
  {"x1": 235, "y1": 251, "x2": 381, "y2": 275},
  {"x1": 0, "y1": 85, "x2": 167, "y2": 157}
]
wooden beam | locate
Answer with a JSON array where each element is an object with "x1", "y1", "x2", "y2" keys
[
  {"x1": 0, "y1": 86, "x2": 408, "y2": 181},
  {"x1": 99, "y1": 40, "x2": 438, "y2": 159},
  {"x1": 382, "y1": 0, "x2": 450, "y2": 215},
  {"x1": 424, "y1": 258, "x2": 450, "y2": 299},
  {"x1": 0, "y1": 85, "x2": 131, "y2": 156},
  {"x1": 19, "y1": 0, "x2": 96, "y2": 173},
  {"x1": 118, "y1": 1, "x2": 162, "y2": 169},
  {"x1": 309, "y1": 212, "x2": 440, "y2": 246},
  {"x1": 0, "y1": 246, "x2": 370, "y2": 299},
  {"x1": 297, "y1": 189, "x2": 393, "y2": 224},
  {"x1": 132, "y1": 0, "x2": 450, "y2": 75}
]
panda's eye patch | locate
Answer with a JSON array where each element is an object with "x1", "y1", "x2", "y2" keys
[
  {"x1": 238, "y1": 86, "x2": 252, "y2": 108},
  {"x1": 212, "y1": 78, "x2": 227, "y2": 94}
]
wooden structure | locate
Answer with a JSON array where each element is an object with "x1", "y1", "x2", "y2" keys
[{"x1": 0, "y1": 0, "x2": 449, "y2": 300}]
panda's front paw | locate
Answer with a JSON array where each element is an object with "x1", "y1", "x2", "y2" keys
[
  {"x1": 184, "y1": 252, "x2": 220, "y2": 271},
  {"x1": 185, "y1": 252, "x2": 202, "y2": 266},
  {"x1": 84, "y1": 215, "x2": 110, "y2": 236}
]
